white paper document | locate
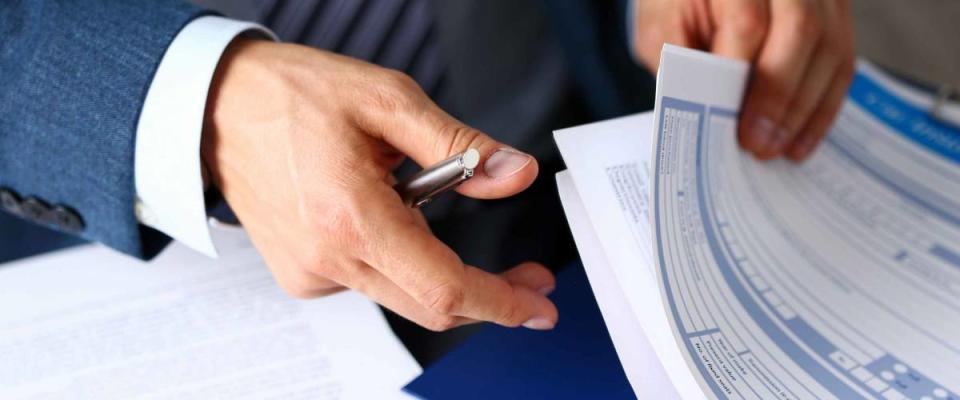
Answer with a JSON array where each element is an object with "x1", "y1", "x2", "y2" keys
[
  {"x1": 0, "y1": 227, "x2": 421, "y2": 399},
  {"x1": 556, "y1": 45, "x2": 960, "y2": 399},
  {"x1": 557, "y1": 169, "x2": 680, "y2": 399},
  {"x1": 555, "y1": 114, "x2": 695, "y2": 399}
]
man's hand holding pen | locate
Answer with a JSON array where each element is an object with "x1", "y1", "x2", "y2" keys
[{"x1": 200, "y1": 39, "x2": 559, "y2": 332}]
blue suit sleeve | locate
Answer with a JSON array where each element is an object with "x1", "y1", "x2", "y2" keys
[{"x1": 0, "y1": 0, "x2": 209, "y2": 259}]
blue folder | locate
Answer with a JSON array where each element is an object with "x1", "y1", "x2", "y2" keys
[{"x1": 404, "y1": 262, "x2": 635, "y2": 399}]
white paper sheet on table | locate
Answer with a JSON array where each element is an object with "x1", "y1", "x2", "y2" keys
[
  {"x1": 555, "y1": 44, "x2": 960, "y2": 400},
  {"x1": 0, "y1": 226, "x2": 421, "y2": 400}
]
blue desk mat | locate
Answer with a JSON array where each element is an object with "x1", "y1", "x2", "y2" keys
[{"x1": 404, "y1": 262, "x2": 635, "y2": 399}]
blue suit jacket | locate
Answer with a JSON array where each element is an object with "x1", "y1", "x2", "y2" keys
[
  {"x1": 0, "y1": 0, "x2": 650, "y2": 264},
  {"x1": 0, "y1": 0, "x2": 207, "y2": 262}
]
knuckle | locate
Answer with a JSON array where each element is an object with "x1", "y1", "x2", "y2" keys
[
  {"x1": 424, "y1": 316, "x2": 459, "y2": 332},
  {"x1": 303, "y1": 258, "x2": 336, "y2": 277},
  {"x1": 435, "y1": 123, "x2": 484, "y2": 160},
  {"x1": 304, "y1": 195, "x2": 368, "y2": 254},
  {"x1": 422, "y1": 282, "x2": 465, "y2": 316},
  {"x1": 364, "y1": 69, "x2": 422, "y2": 114},
  {"x1": 496, "y1": 301, "x2": 525, "y2": 327},
  {"x1": 789, "y1": 3, "x2": 822, "y2": 37},
  {"x1": 383, "y1": 69, "x2": 421, "y2": 93},
  {"x1": 297, "y1": 246, "x2": 325, "y2": 273},
  {"x1": 729, "y1": 7, "x2": 769, "y2": 41},
  {"x1": 369, "y1": 87, "x2": 404, "y2": 115},
  {"x1": 278, "y1": 278, "x2": 319, "y2": 300}
]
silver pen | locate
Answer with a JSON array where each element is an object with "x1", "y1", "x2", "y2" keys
[{"x1": 395, "y1": 148, "x2": 480, "y2": 207}]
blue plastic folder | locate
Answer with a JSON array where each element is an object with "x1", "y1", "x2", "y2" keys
[{"x1": 403, "y1": 263, "x2": 634, "y2": 399}]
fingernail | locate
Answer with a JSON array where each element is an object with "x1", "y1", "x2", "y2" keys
[
  {"x1": 484, "y1": 148, "x2": 532, "y2": 179},
  {"x1": 538, "y1": 285, "x2": 555, "y2": 296},
  {"x1": 750, "y1": 117, "x2": 776, "y2": 149},
  {"x1": 768, "y1": 128, "x2": 791, "y2": 153},
  {"x1": 522, "y1": 317, "x2": 555, "y2": 330}
]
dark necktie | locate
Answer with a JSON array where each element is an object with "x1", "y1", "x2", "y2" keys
[{"x1": 252, "y1": 0, "x2": 443, "y2": 97}]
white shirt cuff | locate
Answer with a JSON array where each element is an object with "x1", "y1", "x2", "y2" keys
[{"x1": 134, "y1": 15, "x2": 276, "y2": 257}]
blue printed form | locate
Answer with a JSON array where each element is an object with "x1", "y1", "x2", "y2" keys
[{"x1": 650, "y1": 45, "x2": 960, "y2": 399}]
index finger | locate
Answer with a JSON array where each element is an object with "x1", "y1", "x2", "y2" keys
[
  {"x1": 710, "y1": 0, "x2": 770, "y2": 61},
  {"x1": 356, "y1": 185, "x2": 558, "y2": 328},
  {"x1": 737, "y1": 0, "x2": 825, "y2": 158}
]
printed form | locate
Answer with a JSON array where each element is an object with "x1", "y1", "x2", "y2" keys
[
  {"x1": 556, "y1": 44, "x2": 960, "y2": 400},
  {"x1": 652, "y1": 45, "x2": 960, "y2": 400}
]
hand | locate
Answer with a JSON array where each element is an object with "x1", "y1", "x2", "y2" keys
[
  {"x1": 631, "y1": 0, "x2": 855, "y2": 161},
  {"x1": 201, "y1": 39, "x2": 558, "y2": 331}
]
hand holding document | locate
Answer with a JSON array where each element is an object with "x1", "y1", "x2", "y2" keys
[
  {"x1": 556, "y1": 45, "x2": 960, "y2": 399},
  {"x1": 0, "y1": 226, "x2": 420, "y2": 399}
]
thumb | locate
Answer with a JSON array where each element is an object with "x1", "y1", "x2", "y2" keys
[{"x1": 370, "y1": 94, "x2": 538, "y2": 200}]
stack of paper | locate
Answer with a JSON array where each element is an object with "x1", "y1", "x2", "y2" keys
[
  {"x1": 0, "y1": 226, "x2": 420, "y2": 399},
  {"x1": 556, "y1": 45, "x2": 960, "y2": 399}
]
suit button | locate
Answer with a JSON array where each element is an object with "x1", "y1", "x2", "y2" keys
[
  {"x1": 20, "y1": 197, "x2": 53, "y2": 224},
  {"x1": 50, "y1": 205, "x2": 85, "y2": 233},
  {"x1": 0, "y1": 188, "x2": 21, "y2": 215}
]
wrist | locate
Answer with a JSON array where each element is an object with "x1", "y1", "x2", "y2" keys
[{"x1": 201, "y1": 37, "x2": 261, "y2": 190}]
